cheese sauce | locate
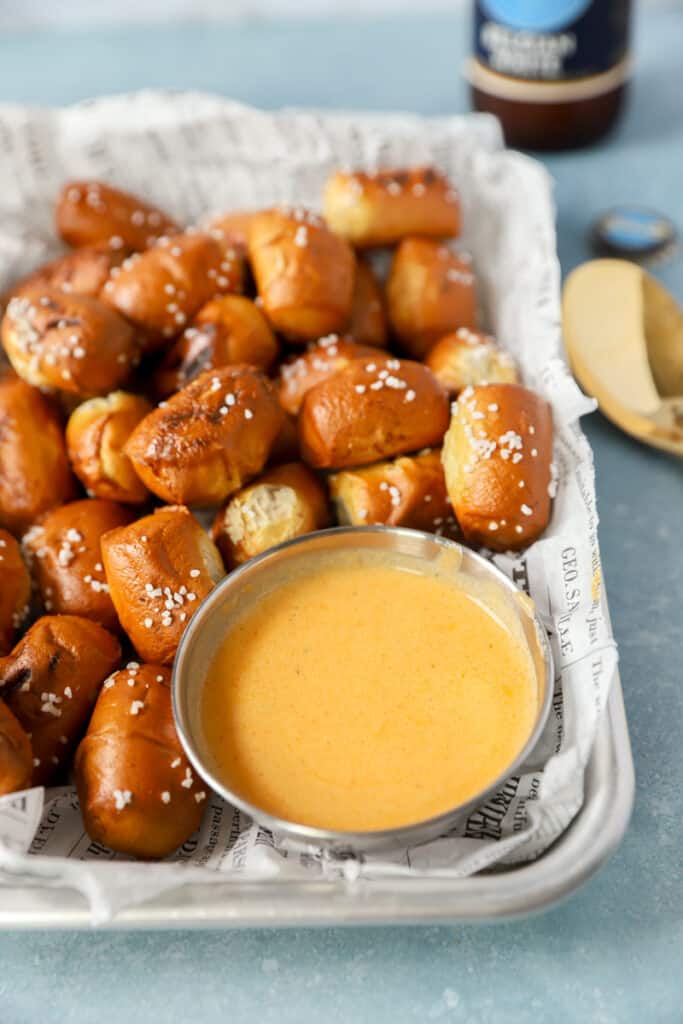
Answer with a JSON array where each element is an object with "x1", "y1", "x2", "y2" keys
[{"x1": 201, "y1": 553, "x2": 539, "y2": 832}]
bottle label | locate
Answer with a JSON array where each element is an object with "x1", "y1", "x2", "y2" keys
[{"x1": 474, "y1": 1, "x2": 631, "y2": 82}]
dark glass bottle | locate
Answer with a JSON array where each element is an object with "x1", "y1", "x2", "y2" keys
[{"x1": 469, "y1": 1, "x2": 632, "y2": 150}]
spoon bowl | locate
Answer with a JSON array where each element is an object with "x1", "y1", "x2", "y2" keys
[{"x1": 563, "y1": 259, "x2": 683, "y2": 457}]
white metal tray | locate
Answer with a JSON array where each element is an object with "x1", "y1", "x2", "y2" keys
[{"x1": 0, "y1": 93, "x2": 634, "y2": 926}]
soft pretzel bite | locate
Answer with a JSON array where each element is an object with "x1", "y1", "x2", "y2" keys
[
  {"x1": 442, "y1": 383, "x2": 553, "y2": 551},
  {"x1": 387, "y1": 238, "x2": 478, "y2": 358},
  {"x1": 299, "y1": 356, "x2": 449, "y2": 469},
  {"x1": 101, "y1": 506, "x2": 224, "y2": 665},
  {"x1": 0, "y1": 615, "x2": 121, "y2": 786},
  {"x1": 74, "y1": 664, "x2": 206, "y2": 859},
  {"x1": 0, "y1": 698, "x2": 32, "y2": 795},
  {"x1": 7, "y1": 244, "x2": 129, "y2": 303},
  {"x1": 247, "y1": 209, "x2": 354, "y2": 342},
  {"x1": 0, "y1": 530, "x2": 31, "y2": 655},
  {"x1": 2, "y1": 287, "x2": 139, "y2": 397},
  {"x1": 323, "y1": 166, "x2": 460, "y2": 248},
  {"x1": 56, "y1": 180, "x2": 179, "y2": 251},
  {"x1": 102, "y1": 232, "x2": 243, "y2": 349},
  {"x1": 66, "y1": 392, "x2": 152, "y2": 504},
  {"x1": 203, "y1": 210, "x2": 256, "y2": 252},
  {"x1": 329, "y1": 449, "x2": 457, "y2": 535},
  {"x1": 347, "y1": 260, "x2": 388, "y2": 348},
  {"x1": 211, "y1": 462, "x2": 329, "y2": 569},
  {"x1": 151, "y1": 295, "x2": 279, "y2": 399},
  {"x1": 425, "y1": 328, "x2": 518, "y2": 397},
  {"x1": 124, "y1": 366, "x2": 283, "y2": 506},
  {"x1": 277, "y1": 335, "x2": 386, "y2": 416},
  {"x1": 22, "y1": 499, "x2": 134, "y2": 631},
  {"x1": 0, "y1": 375, "x2": 76, "y2": 536}
]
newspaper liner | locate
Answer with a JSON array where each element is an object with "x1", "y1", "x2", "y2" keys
[{"x1": 0, "y1": 92, "x2": 617, "y2": 924}]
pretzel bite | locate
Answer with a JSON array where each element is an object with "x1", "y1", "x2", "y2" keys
[
  {"x1": 0, "y1": 375, "x2": 76, "y2": 536},
  {"x1": 425, "y1": 328, "x2": 518, "y2": 397},
  {"x1": 278, "y1": 335, "x2": 386, "y2": 416},
  {"x1": 442, "y1": 383, "x2": 553, "y2": 551},
  {"x1": 8, "y1": 244, "x2": 129, "y2": 302},
  {"x1": 102, "y1": 232, "x2": 243, "y2": 348},
  {"x1": 0, "y1": 615, "x2": 121, "y2": 786},
  {"x1": 75, "y1": 664, "x2": 206, "y2": 859},
  {"x1": 247, "y1": 209, "x2": 354, "y2": 342},
  {"x1": 101, "y1": 506, "x2": 224, "y2": 665},
  {"x1": 348, "y1": 260, "x2": 388, "y2": 348},
  {"x1": 329, "y1": 449, "x2": 457, "y2": 534},
  {"x1": 0, "y1": 530, "x2": 31, "y2": 655},
  {"x1": 203, "y1": 210, "x2": 255, "y2": 251},
  {"x1": 124, "y1": 366, "x2": 283, "y2": 506},
  {"x1": 151, "y1": 295, "x2": 279, "y2": 399},
  {"x1": 212, "y1": 463, "x2": 329, "y2": 569},
  {"x1": 0, "y1": 698, "x2": 32, "y2": 795},
  {"x1": 323, "y1": 166, "x2": 460, "y2": 248},
  {"x1": 2, "y1": 287, "x2": 138, "y2": 397},
  {"x1": 23, "y1": 499, "x2": 134, "y2": 631},
  {"x1": 299, "y1": 356, "x2": 449, "y2": 469},
  {"x1": 66, "y1": 392, "x2": 152, "y2": 504},
  {"x1": 387, "y1": 239, "x2": 478, "y2": 358},
  {"x1": 56, "y1": 180, "x2": 179, "y2": 251}
]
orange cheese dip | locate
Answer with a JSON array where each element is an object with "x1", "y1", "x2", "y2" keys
[{"x1": 201, "y1": 553, "x2": 539, "y2": 832}]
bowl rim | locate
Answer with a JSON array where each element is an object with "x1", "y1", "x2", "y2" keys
[{"x1": 172, "y1": 525, "x2": 555, "y2": 850}]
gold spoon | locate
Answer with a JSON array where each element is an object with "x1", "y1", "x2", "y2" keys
[{"x1": 563, "y1": 259, "x2": 683, "y2": 457}]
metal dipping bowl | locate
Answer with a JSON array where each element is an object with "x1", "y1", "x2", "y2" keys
[{"x1": 172, "y1": 527, "x2": 554, "y2": 854}]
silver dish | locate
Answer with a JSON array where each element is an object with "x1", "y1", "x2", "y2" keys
[{"x1": 172, "y1": 526, "x2": 555, "y2": 854}]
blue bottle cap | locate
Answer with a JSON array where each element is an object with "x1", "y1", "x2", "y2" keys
[{"x1": 592, "y1": 206, "x2": 677, "y2": 263}]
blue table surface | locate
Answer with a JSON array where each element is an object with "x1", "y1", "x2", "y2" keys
[{"x1": 1, "y1": 8, "x2": 682, "y2": 1024}]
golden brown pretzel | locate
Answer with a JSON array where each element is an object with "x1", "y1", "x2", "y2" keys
[
  {"x1": 102, "y1": 232, "x2": 243, "y2": 348},
  {"x1": 425, "y1": 328, "x2": 518, "y2": 397},
  {"x1": 2, "y1": 287, "x2": 139, "y2": 397},
  {"x1": 323, "y1": 166, "x2": 460, "y2": 248},
  {"x1": 101, "y1": 505, "x2": 224, "y2": 665},
  {"x1": 124, "y1": 366, "x2": 284, "y2": 506},
  {"x1": 151, "y1": 294, "x2": 279, "y2": 399},
  {"x1": 75, "y1": 664, "x2": 207, "y2": 859},
  {"x1": 0, "y1": 615, "x2": 121, "y2": 785},
  {"x1": 0, "y1": 529, "x2": 31, "y2": 655},
  {"x1": 298, "y1": 356, "x2": 449, "y2": 469},
  {"x1": 277, "y1": 336, "x2": 386, "y2": 416},
  {"x1": 442, "y1": 383, "x2": 553, "y2": 551},
  {"x1": 329, "y1": 449, "x2": 457, "y2": 535},
  {"x1": 22, "y1": 499, "x2": 134, "y2": 631},
  {"x1": 0, "y1": 698, "x2": 32, "y2": 796},
  {"x1": 211, "y1": 462, "x2": 329, "y2": 569},
  {"x1": 7, "y1": 244, "x2": 129, "y2": 304},
  {"x1": 66, "y1": 392, "x2": 152, "y2": 504},
  {"x1": 387, "y1": 238, "x2": 478, "y2": 358},
  {"x1": 0, "y1": 374, "x2": 76, "y2": 536},
  {"x1": 247, "y1": 209, "x2": 354, "y2": 342},
  {"x1": 56, "y1": 180, "x2": 179, "y2": 251},
  {"x1": 203, "y1": 210, "x2": 256, "y2": 251},
  {"x1": 347, "y1": 260, "x2": 388, "y2": 348}
]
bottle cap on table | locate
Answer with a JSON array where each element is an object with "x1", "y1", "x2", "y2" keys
[{"x1": 591, "y1": 206, "x2": 677, "y2": 264}]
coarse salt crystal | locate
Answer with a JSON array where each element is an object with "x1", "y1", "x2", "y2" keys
[{"x1": 113, "y1": 789, "x2": 132, "y2": 811}]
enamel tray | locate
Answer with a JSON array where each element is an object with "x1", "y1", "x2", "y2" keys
[{"x1": 0, "y1": 94, "x2": 634, "y2": 926}]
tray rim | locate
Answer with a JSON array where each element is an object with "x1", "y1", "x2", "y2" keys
[{"x1": 0, "y1": 668, "x2": 634, "y2": 928}]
